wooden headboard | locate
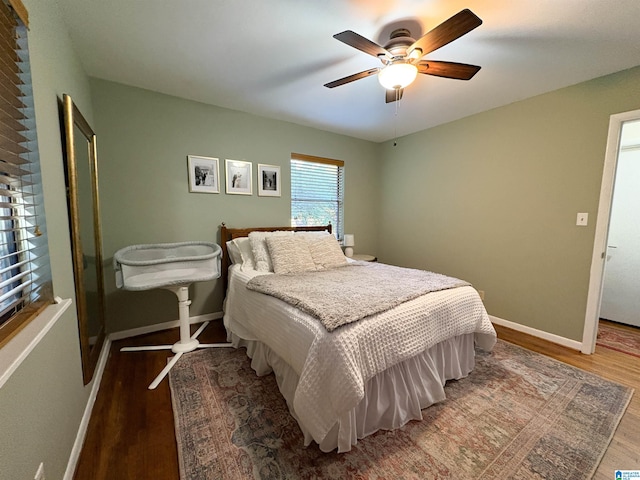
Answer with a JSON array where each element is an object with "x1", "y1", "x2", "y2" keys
[{"x1": 219, "y1": 223, "x2": 333, "y2": 291}]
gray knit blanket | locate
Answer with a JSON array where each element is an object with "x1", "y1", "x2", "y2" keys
[{"x1": 246, "y1": 262, "x2": 470, "y2": 332}]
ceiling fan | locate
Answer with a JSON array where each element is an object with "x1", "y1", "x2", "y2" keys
[{"x1": 324, "y1": 9, "x2": 482, "y2": 103}]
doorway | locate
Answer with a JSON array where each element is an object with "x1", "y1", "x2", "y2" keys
[
  {"x1": 582, "y1": 109, "x2": 640, "y2": 353},
  {"x1": 600, "y1": 120, "x2": 640, "y2": 327}
]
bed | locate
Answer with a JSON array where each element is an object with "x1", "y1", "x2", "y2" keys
[{"x1": 220, "y1": 223, "x2": 497, "y2": 453}]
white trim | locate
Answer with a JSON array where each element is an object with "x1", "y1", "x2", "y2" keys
[
  {"x1": 0, "y1": 297, "x2": 72, "y2": 390},
  {"x1": 582, "y1": 108, "x2": 640, "y2": 354},
  {"x1": 108, "y1": 311, "x2": 223, "y2": 341},
  {"x1": 63, "y1": 336, "x2": 111, "y2": 480},
  {"x1": 490, "y1": 315, "x2": 582, "y2": 351}
]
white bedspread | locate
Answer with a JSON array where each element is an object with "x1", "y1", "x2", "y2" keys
[{"x1": 223, "y1": 264, "x2": 497, "y2": 447}]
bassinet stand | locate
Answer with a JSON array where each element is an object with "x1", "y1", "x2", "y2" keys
[{"x1": 114, "y1": 242, "x2": 231, "y2": 389}]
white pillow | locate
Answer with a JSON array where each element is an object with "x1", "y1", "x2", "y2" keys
[
  {"x1": 266, "y1": 236, "x2": 317, "y2": 274},
  {"x1": 227, "y1": 237, "x2": 254, "y2": 270},
  {"x1": 226, "y1": 240, "x2": 242, "y2": 264},
  {"x1": 248, "y1": 230, "x2": 294, "y2": 272},
  {"x1": 308, "y1": 235, "x2": 348, "y2": 269}
]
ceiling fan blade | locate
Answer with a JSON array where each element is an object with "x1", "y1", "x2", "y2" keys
[
  {"x1": 324, "y1": 68, "x2": 379, "y2": 88},
  {"x1": 385, "y1": 88, "x2": 403, "y2": 103},
  {"x1": 333, "y1": 30, "x2": 393, "y2": 59},
  {"x1": 417, "y1": 61, "x2": 481, "y2": 80},
  {"x1": 408, "y1": 9, "x2": 482, "y2": 58}
]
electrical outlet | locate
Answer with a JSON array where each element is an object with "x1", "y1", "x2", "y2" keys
[{"x1": 34, "y1": 463, "x2": 45, "y2": 480}]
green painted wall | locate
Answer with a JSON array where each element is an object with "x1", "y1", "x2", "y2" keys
[
  {"x1": 89, "y1": 79, "x2": 381, "y2": 333},
  {"x1": 0, "y1": 0, "x2": 95, "y2": 479},
  {"x1": 378, "y1": 66, "x2": 640, "y2": 341}
]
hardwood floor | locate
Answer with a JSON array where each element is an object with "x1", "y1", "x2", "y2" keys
[
  {"x1": 73, "y1": 321, "x2": 640, "y2": 479},
  {"x1": 73, "y1": 321, "x2": 228, "y2": 480}
]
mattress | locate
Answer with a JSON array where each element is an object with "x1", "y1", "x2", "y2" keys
[{"x1": 223, "y1": 263, "x2": 496, "y2": 452}]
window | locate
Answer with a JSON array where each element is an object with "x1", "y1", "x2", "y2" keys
[
  {"x1": 0, "y1": 0, "x2": 53, "y2": 347},
  {"x1": 290, "y1": 153, "x2": 345, "y2": 239}
]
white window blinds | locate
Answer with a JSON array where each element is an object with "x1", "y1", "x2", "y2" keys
[
  {"x1": 0, "y1": 0, "x2": 53, "y2": 345},
  {"x1": 290, "y1": 153, "x2": 345, "y2": 239}
]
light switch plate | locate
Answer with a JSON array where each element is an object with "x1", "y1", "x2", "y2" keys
[{"x1": 576, "y1": 212, "x2": 588, "y2": 226}]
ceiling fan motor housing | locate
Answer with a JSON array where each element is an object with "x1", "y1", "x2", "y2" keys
[{"x1": 382, "y1": 28, "x2": 417, "y2": 61}]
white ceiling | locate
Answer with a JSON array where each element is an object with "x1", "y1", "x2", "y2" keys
[{"x1": 56, "y1": 0, "x2": 640, "y2": 143}]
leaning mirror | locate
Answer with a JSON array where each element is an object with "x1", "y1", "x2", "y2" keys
[{"x1": 62, "y1": 94, "x2": 106, "y2": 385}]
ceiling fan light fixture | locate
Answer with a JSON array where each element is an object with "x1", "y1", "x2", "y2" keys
[{"x1": 378, "y1": 62, "x2": 418, "y2": 90}]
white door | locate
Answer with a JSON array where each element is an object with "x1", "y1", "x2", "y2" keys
[{"x1": 600, "y1": 120, "x2": 640, "y2": 327}]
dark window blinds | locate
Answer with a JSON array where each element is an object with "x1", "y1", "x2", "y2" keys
[
  {"x1": 290, "y1": 153, "x2": 345, "y2": 240},
  {"x1": 0, "y1": 0, "x2": 53, "y2": 346}
]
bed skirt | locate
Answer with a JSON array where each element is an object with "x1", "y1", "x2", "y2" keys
[{"x1": 228, "y1": 331, "x2": 477, "y2": 452}]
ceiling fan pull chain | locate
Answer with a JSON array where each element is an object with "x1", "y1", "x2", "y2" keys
[{"x1": 393, "y1": 89, "x2": 399, "y2": 146}]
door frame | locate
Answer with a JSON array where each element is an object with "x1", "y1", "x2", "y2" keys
[{"x1": 582, "y1": 108, "x2": 640, "y2": 353}]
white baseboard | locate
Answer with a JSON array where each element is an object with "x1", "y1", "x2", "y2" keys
[
  {"x1": 108, "y1": 311, "x2": 223, "y2": 341},
  {"x1": 64, "y1": 335, "x2": 111, "y2": 480},
  {"x1": 490, "y1": 315, "x2": 583, "y2": 351}
]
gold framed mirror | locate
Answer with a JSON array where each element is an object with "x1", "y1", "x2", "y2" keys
[{"x1": 62, "y1": 94, "x2": 106, "y2": 385}]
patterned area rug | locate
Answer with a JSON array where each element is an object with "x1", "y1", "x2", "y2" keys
[
  {"x1": 597, "y1": 322, "x2": 640, "y2": 358},
  {"x1": 169, "y1": 340, "x2": 632, "y2": 480}
]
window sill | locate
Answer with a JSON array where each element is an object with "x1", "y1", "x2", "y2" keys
[{"x1": 0, "y1": 297, "x2": 72, "y2": 390}]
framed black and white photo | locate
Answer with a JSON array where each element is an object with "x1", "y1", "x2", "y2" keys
[
  {"x1": 258, "y1": 164, "x2": 281, "y2": 197},
  {"x1": 225, "y1": 159, "x2": 253, "y2": 195},
  {"x1": 187, "y1": 155, "x2": 219, "y2": 193}
]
